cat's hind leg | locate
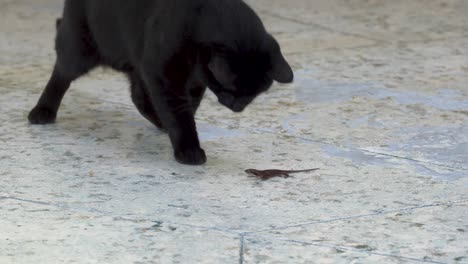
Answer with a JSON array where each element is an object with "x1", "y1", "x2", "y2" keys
[
  {"x1": 29, "y1": 19, "x2": 98, "y2": 124},
  {"x1": 128, "y1": 72, "x2": 165, "y2": 130}
]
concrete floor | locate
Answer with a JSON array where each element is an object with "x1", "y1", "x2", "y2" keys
[{"x1": 1, "y1": 0, "x2": 467, "y2": 263}]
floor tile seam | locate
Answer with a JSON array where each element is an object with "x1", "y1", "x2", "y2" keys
[
  {"x1": 256, "y1": 9, "x2": 388, "y2": 44},
  {"x1": 244, "y1": 234, "x2": 447, "y2": 264},
  {"x1": 4, "y1": 196, "x2": 240, "y2": 236},
  {"x1": 244, "y1": 199, "x2": 468, "y2": 234},
  {"x1": 239, "y1": 234, "x2": 245, "y2": 264},
  {"x1": 199, "y1": 119, "x2": 468, "y2": 172},
  {"x1": 257, "y1": 8, "x2": 468, "y2": 46}
]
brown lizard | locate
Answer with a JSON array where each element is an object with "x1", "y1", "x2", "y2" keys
[{"x1": 245, "y1": 168, "x2": 319, "y2": 180}]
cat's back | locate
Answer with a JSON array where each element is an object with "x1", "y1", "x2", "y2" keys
[
  {"x1": 63, "y1": 0, "x2": 196, "y2": 44},
  {"x1": 61, "y1": 0, "x2": 162, "y2": 67},
  {"x1": 60, "y1": 0, "x2": 264, "y2": 66},
  {"x1": 62, "y1": 0, "x2": 259, "y2": 42}
]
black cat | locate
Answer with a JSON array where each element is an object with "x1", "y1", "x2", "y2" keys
[{"x1": 29, "y1": 0, "x2": 293, "y2": 165}]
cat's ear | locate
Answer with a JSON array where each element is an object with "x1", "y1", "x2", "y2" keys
[
  {"x1": 266, "y1": 35, "x2": 294, "y2": 83},
  {"x1": 271, "y1": 53, "x2": 294, "y2": 83},
  {"x1": 208, "y1": 56, "x2": 236, "y2": 89}
]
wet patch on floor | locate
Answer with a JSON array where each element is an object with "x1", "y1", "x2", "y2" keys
[{"x1": 294, "y1": 70, "x2": 468, "y2": 111}]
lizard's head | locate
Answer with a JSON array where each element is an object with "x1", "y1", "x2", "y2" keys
[{"x1": 244, "y1": 169, "x2": 258, "y2": 176}]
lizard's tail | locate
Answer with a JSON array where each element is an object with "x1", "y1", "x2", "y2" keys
[{"x1": 302, "y1": 168, "x2": 320, "y2": 172}]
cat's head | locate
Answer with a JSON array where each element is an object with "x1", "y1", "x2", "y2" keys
[{"x1": 204, "y1": 34, "x2": 293, "y2": 112}]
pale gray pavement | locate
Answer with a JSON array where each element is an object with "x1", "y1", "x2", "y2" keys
[{"x1": 0, "y1": 0, "x2": 467, "y2": 263}]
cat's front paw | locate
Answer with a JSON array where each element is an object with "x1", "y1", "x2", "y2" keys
[
  {"x1": 28, "y1": 106, "x2": 57, "y2": 124},
  {"x1": 175, "y1": 148, "x2": 207, "y2": 165}
]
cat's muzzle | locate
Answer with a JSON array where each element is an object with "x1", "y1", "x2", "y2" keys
[{"x1": 218, "y1": 93, "x2": 252, "y2": 112}]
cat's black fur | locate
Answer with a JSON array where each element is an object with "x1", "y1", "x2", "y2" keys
[{"x1": 29, "y1": 0, "x2": 294, "y2": 165}]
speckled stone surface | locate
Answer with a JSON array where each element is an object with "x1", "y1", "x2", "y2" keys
[{"x1": 1, "y1": 0, "x2": 467, "y2": 263}]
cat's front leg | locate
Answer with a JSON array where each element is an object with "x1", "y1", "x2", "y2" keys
[
  {"x1": 169, "y1": 110, "x2": 206, "y2": 165},
  {"x1": 189, "y1": 85, "x2": 207, "y2": 115},
  {"x1": 142, "y1": 75, "x2": 206, "y2": 165}
]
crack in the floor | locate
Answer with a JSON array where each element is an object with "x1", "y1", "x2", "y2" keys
[
  {"x1": 4, "y1": 196, "x2": 237, "y2": 235},
  {"x1": 198, "y1": 118, "x2": 468, "y2": 172},
  {"x1": 244, "y1": 199, "x2": 468, "y2": 235},
  {"x1": 357, "y1": 148, "x2": 467, "y2": 171},
  {"x1": 256, "y1": 9, "x2": 386, "y2": 44},
  {"x1": 256, "y1": 8, "x2": 468, "y2": 48},
  {"x1": 281, "y1": 42, "x2": 382, "y2": 55},
  {"x1": 249, "y1": 235, "x2": 447, "y2": 264},
  {"x1": 5, "y1": 196, "x2": 466, "y2": 263},
  {"x1": 239, "y1": 234, "x2": 245, "y2": 264}
]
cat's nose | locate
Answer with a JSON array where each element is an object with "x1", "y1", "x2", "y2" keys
[
  {"x1": 231, "y1": 101, "x2": 247, "y2": 112},
  {"x1": 232, "y1": 105, "x2": 244, "y2": 112}
]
